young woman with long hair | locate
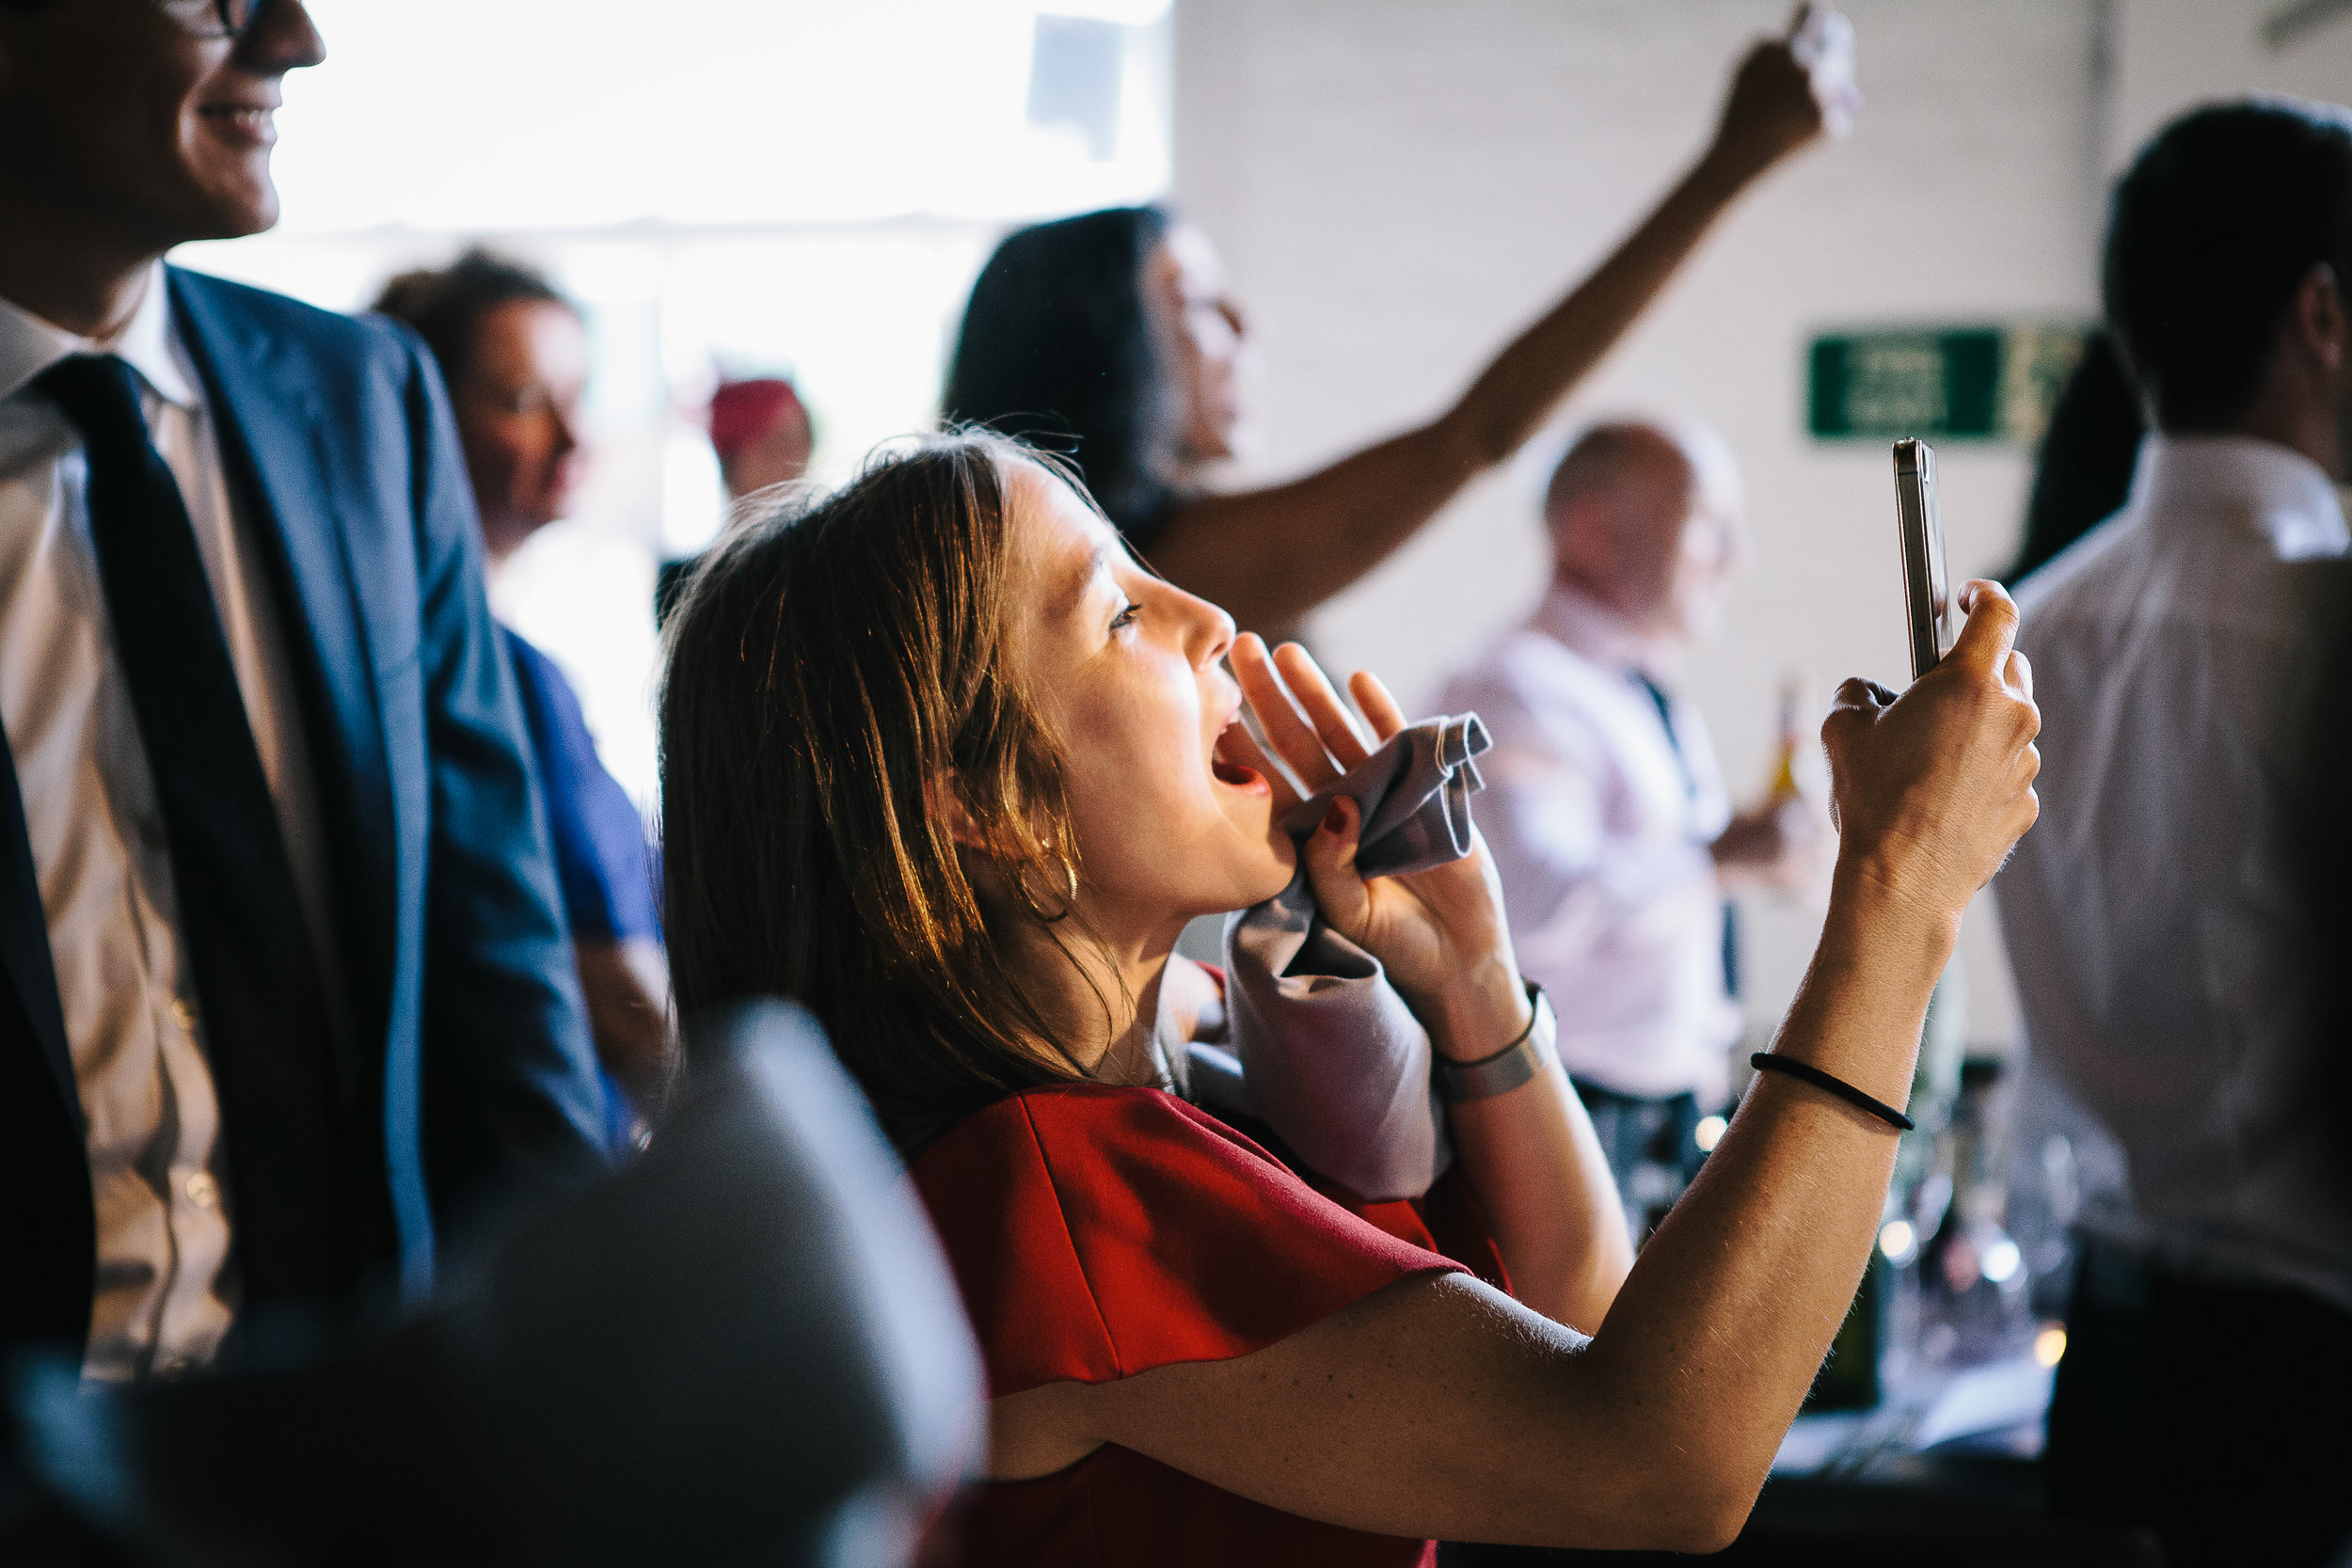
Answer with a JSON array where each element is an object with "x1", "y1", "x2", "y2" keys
[
  {"x1": 942, "y1": 8, "x2": 1862, "y2": 633},
  {"x1": 659, "y1": 432, "x2": 2039, "y2": 1563}
]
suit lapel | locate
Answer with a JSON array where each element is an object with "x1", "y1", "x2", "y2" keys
[
  {"x1": 0, "y1": 720, "x2": 76, "y2": 1130},
  {"x1": 166, "y1": 269, "x2": 397, "y2": 1058}
]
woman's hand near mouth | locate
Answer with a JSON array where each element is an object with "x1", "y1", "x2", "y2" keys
[
  {"x1": 1226, "y1": 634, "x2": 1531, "y2": 1064},
  {"x1": 1227, "y1": 634, "x2": 1629, "y2": 1329}
]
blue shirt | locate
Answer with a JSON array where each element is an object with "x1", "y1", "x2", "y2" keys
[
  {"x1": 504, "y1": 627, "x2": 659, "y2": 1149},
  {"x1": 503, "y1": 628, "x2": 659, "y2": 942}
]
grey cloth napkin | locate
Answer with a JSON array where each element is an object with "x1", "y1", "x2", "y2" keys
[{"x1": 1221, "y1": 715, "x2": 1491, "y2": 1201}]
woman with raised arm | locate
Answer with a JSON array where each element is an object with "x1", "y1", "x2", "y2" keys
[
  {"x1": 659, "y1": 433, "x2": 2038, "y2": 1563},
  {"x1": 942, "y1": 7, "x2": 1860, "y2": 634}
]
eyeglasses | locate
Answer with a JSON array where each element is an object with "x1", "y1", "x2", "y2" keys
[{"x1": 159, "y1": 0, "x2": 265, "y2": 40}]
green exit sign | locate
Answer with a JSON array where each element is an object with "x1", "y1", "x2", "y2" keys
[{"x1": 1809, "y1": 325, "x2": 2090, "y2": 444}]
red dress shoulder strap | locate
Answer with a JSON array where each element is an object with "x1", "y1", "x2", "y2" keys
[{"x1": 913, "y1": 1082, "x2": 1464, "y2": 1399}]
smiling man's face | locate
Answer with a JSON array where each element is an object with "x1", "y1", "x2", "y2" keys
[{"x1": 0, "y1": 0, "x2": 325, "y2": 254}]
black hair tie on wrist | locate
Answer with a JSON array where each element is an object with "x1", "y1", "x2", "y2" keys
[{"x1": 1749, "y1": 1053, "x2": 1915, "y2": 1132}]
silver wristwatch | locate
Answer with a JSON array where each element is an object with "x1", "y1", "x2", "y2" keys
[{"x1": 1434, "y1": 982, "x2": 1557, "y2": 1103}]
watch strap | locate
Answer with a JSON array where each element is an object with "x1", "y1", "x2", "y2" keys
[{"x1": 1436, "y1": 982, "x2": 1556, "y2": 1103}]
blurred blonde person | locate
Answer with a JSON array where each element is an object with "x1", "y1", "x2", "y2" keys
[{"x1": 1438, "y1": 420, "x2": 1821, "y2": 1236}]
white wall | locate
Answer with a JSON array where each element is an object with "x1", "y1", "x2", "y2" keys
[
  {"x1": 1175, "y1": 0, "x2": 2112, "y2": 1053},
  {"x1": 1171, "y1": 0, "x2": 2352, "y2": 1054},
  {"x1": 2112, "y1": 0, "x2": 2352, "y2": 177}
]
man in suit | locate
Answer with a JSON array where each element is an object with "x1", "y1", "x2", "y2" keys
[{"x1": 0, "y1": 0, "x2": 607, "y2": 1379}]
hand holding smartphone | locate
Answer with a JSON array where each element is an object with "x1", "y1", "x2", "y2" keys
[{"x1": 1892, "y1": 437, "x2": 1954, "y2": 680}]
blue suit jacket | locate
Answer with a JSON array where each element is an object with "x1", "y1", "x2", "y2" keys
[{"x1": 0, "y1": 268, "x2": 609, "y2": 1356}]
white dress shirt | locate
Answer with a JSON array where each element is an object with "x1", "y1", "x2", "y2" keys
[
  {"x1": 0, "y1": 265, "x2": 339, "y2": 1380},
  {"x1": 1437, "y1": 581, "x2": 1740, "y2": 1102},
  {"x1": 2000, "y1": 433, "x2": 2352, "y2": 1311}
]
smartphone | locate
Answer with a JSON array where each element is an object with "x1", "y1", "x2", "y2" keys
[{"x1": 1892, "y1": 437, "x2": 1954, "y2": 680}]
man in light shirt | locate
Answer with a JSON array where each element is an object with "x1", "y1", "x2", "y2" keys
[
  {"x1": 1438, "y1": 420, "x2": 1817, "y2": 1237},
  {"x1": 1998, "y1": 101, "x2": 2352, "y2": 1567},
  {"x1": 0, "y1": 0, "x2": 605, "y2": 1386}
]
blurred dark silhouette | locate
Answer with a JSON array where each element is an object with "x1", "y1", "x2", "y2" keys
[
  {"x1": 3, "y1": 1001, "x2": 981, "y2": 1568},
  {"x1": 2305, "y1": 573, "x2": 2352, "y2": 1568},
  {"x1": 2004, "y1": 331, "x2": 2144, "y2": 586},
  {"x1": 2293, "y1": 559, "x2": 2352, "y2": 1229}
]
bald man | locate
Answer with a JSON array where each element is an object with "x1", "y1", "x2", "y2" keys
[{"x1": 1438, "y1": 420, "x2": 1816, "y2": 1237}]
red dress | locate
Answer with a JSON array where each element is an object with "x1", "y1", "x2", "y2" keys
[{"x1": 913, "y1": 1081, "x2": 1506, "y2": 1567}]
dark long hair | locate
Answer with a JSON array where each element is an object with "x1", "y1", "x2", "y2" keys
[
  {"x1": 659, "y1": 433, "x2": 1111, "y2": 1154},
  {"x1": 942, "y1": 205, "x2": 1184, "y2": 545},
  {"x1": 2004, "y1": 331, "x2": 2144, "y2": 586}
]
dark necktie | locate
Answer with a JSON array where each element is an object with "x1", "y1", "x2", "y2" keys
[
  {"x1": 38, "y1": 354, "x2": 351, "y2": 1305},
  {"x1": 1632, "y1": 670, "x2": 1740, "y2": 1001}
]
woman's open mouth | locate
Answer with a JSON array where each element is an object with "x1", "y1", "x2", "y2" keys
[{"x1": 1210, "y1": 722, "x2": 1267, "y2": 792}]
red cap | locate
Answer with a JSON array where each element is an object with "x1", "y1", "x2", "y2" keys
[{"x1": 707, "y1": 378, "x2": 806, "y2": 465}]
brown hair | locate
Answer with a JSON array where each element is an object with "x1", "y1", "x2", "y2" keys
[
  {"x1": 371, "y1": 248, "x2": 575, "y2": 394},
  {"x1": 660, "y1": 432, "x2": 1109, "y2": 1152}
]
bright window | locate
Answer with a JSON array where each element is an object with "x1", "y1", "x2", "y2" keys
[{"x1": 180, "y1": 0, "x2": 1173, "y2": 808}]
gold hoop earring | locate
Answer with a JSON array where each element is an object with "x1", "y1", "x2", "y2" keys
[{"x1": 1009, "y1": 851, "x2": 1080, "y2": 925}]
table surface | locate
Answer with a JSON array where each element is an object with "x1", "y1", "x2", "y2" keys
[{"x1": 1772, "y1": 1353, "x2": 2055, "y2": 1481}]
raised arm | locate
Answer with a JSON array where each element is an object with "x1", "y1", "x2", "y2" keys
[
  {"x1": 1147, "y1": 6, "x2": 1859, "y2": 633},
  {"x1": 992, "y1": 584, "x2": 2038, "y2": 1553}
]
